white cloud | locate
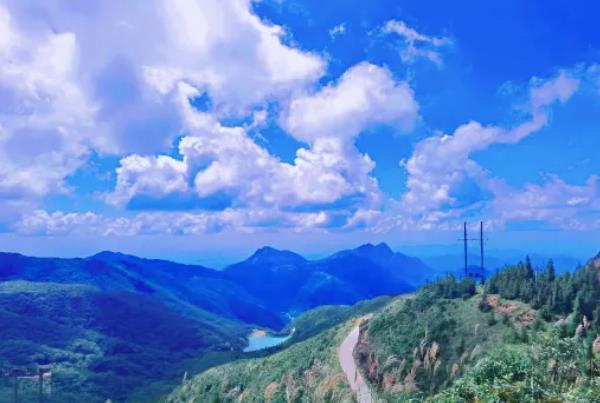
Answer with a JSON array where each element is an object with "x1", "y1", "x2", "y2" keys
[
  {"x1": 145, "y1": 0, "x2": 325, "y2": 114},
  {"x1": 107, "y1": 154, "x2": 188, "y2": 207},
  {"x1": 108, "y1": 63, "x2": 419, "y2": 213},
  {"x1": 0, "y1": 5, "x2": 95, "y2": 198},
  {"x1": 489, "y1": 175, "x2": 600, "y2": 230},
  {"x1": 382, "y1": 20, "x2": 451, "y2": 66},
  {"x1": 3, "y1": 1, "x2": 596, "y2": 237},
  {"x1": 0, "y1": 0, "x2": 325, "y2": 205},
  {"x1": 399, "y1": 70, "x2": 581, "y2": 222},
  {"x1": 17, "y1": 208, "x2": 336, "y2": 236},
  {"x1": 329, "y1": 23, "x2": 346, "y2": 39},
  {"x1": 282, "y1": 62, "x2": 418, "y2": 143}
]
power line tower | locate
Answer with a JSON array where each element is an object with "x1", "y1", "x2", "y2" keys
[
  {"x1": 479, "y1": 221, "x2": 485, "y2": 283},
  {"x1": 459, "y1": 221, "x2": 486, "y2": 283}
]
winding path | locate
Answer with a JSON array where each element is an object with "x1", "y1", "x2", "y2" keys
[{"x1": 338, "y1": 324, "x2": 374, "y2": 403}]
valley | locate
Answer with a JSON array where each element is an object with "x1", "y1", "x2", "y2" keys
[
  {"x1": 0, "y1": 243, "x2": 427, "y2": 402},
  {"x1": 1, "y1": 245, "x2": 597, "y2": 402},
  {"x1": 167, "y1": 252, "x2": 600, "y2": 402}
]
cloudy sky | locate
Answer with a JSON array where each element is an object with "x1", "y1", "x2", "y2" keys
[{"x1": 1, "y1": 0, "x2": 599, "y2": 263}]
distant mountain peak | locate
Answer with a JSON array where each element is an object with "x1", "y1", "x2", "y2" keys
[
  {"x1": 90, "y1": 250, "x2": 135, "y2": 262},
  {"x1": 247, "y1": 246, "x2": 306, "y2": 266},
  {"x1": 92, "y1": 250, "x2": 125, "y2": 258},
  {"x1": 355, "y1": 242, "x2": 393, "y2": 256},
  {"x1": 254, "y1": 246, "x2": 280, "y2": 255},
  {"x1": 375, "y1": 242, "x2": 393, "y2": 252}
]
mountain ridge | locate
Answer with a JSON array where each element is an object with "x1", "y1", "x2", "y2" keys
[{"x1": 222, "y1": 242, "x2": 427, "y2": 313}]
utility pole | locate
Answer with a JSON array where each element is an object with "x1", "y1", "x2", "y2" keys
[
  {"x1": 37, "y1": 366, "x2": 51, "y2": 403},
  {"x1": 38, "y1": 367, "x2": 43, "y2": 403},
  {"x1": 13, "y1": 372, "x2": 18, "y2": 403},
  {"x1": 480, "y1": 221, "x2": 485, "y2": 283},
  {"x1": 463, "y1": 222, "x2": 468, "y2": 278},
  {"x1": 459, "y1": 221, "x2": 487, "y2": 284}
]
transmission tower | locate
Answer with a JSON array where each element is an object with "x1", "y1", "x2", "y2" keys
[{"x1": 459, "y1": 221, "x2": 486, "y2": 283}]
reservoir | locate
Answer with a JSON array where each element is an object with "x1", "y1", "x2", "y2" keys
[{"x1": 243, "y1": 328, "x2": 294, "y2": 352}]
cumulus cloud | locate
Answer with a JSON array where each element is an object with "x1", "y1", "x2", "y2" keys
[
  {"x1": 109, "y1": 65, "x2": 419, "y2": 215},
  {"x1": 3, "y1": 1, "x2": 596, "y2": 237},
  {"x1": 382, "y1": 20, "x2": 451, "y2": 66},
  {"x1": 283, "y1": 62, "x2": 418, "y2": 143},
  {"x1": 0, "y1": 0, "x2": 325, "y2": 205},
  {"x1": 0, "y1": 4, "x2": 95, "y2": 198},
  {"x1": 399, "y1": 70, "x2": 581, "y2": 224}
]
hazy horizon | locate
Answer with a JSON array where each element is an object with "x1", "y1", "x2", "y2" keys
[{"x1": 1, "y1": 231, "x2": 594, "y2": 269}]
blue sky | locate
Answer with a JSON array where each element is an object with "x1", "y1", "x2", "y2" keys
[{"x1": 0, "y1": 0, "x2": 599, "y2": 263}]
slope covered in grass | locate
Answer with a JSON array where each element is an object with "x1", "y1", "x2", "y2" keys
[
  {"x1": 166, "y1": 296, "x2": 394, "y2": 402},
  {"x1": 167, "y1": 253, "x2": 600, "y2": 402},
  {"x1": 283, "y1": 295, "x2": 392, "y2": 344},
  {"x1": 358, "y1": 278, "x2": 520, "y2": 400}
]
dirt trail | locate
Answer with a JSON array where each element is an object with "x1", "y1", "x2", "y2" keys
[{"x1": 338, "y1": 322, "x2": 374, "y2": 403}]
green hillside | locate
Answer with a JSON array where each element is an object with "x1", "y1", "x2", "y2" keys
[
  {"x1": 284, "y1": 296, "x2": 392, "y2": 344},
  {"x1": 0, "y1": 281, "x2": 247, "y2": 402},
  {"x1": 166, "y1": 296, "x2": 393, "y2": 403},
  {"x1": 167, "y1": 255, "x2": 600, "y2": 402},
  {"x1": 0, "y1": 252, "x2": 286, "y2": 330}
]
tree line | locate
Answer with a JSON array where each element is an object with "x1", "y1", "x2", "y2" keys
[{"x1": 485, "y1": 257, "x2": 600, "y2": 331}]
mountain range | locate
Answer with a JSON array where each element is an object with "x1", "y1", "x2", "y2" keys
[
  {"x1": 0, "y1": 243, "x2": 431, "y2": 326},
  {"x1": 0, "y1": 242, "x2": 432, "y2": 401},
  {"x1": 168, "y1": 250, "x2": 600, "y2": 402},
  {"x1": 223, "y1": 243, "x2": 424, "y2": 314},
  {"x1": 0, "y1": 243, "x2": 590, "y2": 401}
]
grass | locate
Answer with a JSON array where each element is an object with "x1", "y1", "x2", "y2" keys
[
  {"x1": 166, "y1": 296, "x2": 394, "y2": 402},
  {"x1": 364, "y1": 290, "x2": 518, "y2": 400},
  {"x1": 168, "y1": 289, "x2": 553, "y2": 402}
]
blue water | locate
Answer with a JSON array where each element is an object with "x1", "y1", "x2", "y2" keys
[{"x1": 243, "y1": 331, "x2": 293, "y2": 352}]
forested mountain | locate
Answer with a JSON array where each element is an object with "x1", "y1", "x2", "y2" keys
[
  {"x1": 0, "y1": 244, "x2": 429, "y2": 401},
  {"x1": 0, "y1": 281, "x2": 246, "y2": 402},
  {"x1": 0, "y1": 251, "x2": 285, "y2": 329},
  {"x1": 486, "y1": 256, "x2": 600, "y2": 326},
  {"x1": 224, "y1": 243, "x2": 425, "y2": 313},
  {"x1": 329, "y1": 242, "x2": 434, "y2": 287},
  {"x1": 6, "y1": 246, "x2": 594, "y2": 402},
  {"x1": 169, "y1": 251, "x2": 600, "y2": 402},
  {"x1": 0, "y1": 244, "x2": 427, "y2": 327}
]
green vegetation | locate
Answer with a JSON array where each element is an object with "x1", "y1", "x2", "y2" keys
[
  {"x1": 170, "y1": 255, "x2": 600, "y2": 402},
  {"x1": 435, "y1": 328, "x2": 600, "y2": 402},
  {"x1": 359, "y1": 276, "x2": 517, "y2": 401},
  {"x1": 167, "y1": 324, "x2": 354, "y2": 403},
  {"x1": 3, "y1": 251, "x2": 599, "y2": 402},
  {"x1": 487, "y1": 256, "x2": 600, "y2": 329},
  {"x1": 166, "y1": 296, "x2": 393, "y2": 402},
  {"x1": 0, "y1": 281, "x2": 246, "y2": 402},
  {"x1": 284, "y1": 296, "x2": 392, "y2": 343}
]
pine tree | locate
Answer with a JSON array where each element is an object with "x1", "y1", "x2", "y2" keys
[{"x1": 546, "y1": 259, "x2": 556, "y2": 282}]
